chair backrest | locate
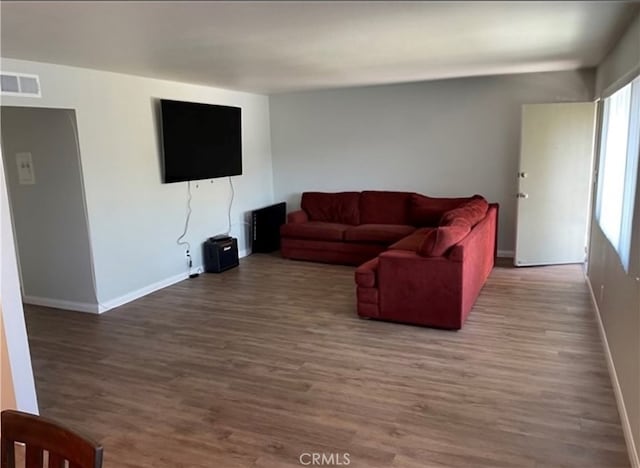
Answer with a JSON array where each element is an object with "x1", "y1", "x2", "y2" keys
[{"x1": 1, "y1": 410, "x2": 103, "y2": 468}]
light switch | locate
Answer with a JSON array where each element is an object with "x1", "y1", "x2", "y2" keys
[{"x1": 16, "y1": 152, "x2": 35, "y2": 185}]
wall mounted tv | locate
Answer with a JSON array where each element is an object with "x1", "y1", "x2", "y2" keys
[{"x1": 160, "y1": 99, "x2": 242, "y2": 183}]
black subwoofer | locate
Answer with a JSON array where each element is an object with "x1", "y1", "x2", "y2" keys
[{"x1": 204, "y1": 237, "x2": 239, "y2": 273}]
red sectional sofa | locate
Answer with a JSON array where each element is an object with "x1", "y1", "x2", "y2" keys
[{"x1": 280, "y1": 191, "x2": 498, "y2": 329}]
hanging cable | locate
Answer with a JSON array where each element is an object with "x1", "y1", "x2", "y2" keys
[
  {"x1": 226, "y1": 176, "x2": 235, "y2": 235},
  {"x1": 176, "y1": 181, "x2": 193, "y2": 273}
]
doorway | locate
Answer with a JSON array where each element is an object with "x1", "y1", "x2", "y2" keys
[
  {"x1": 515, "y1": 102, "x2": 596, "y2": 266},
  {"x1": 1, "y1": 106, "x2": 97, "y2": 311}
]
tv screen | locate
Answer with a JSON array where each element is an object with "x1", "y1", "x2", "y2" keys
[{"x1": 160, "y1": 99, "x2": 242, "y2": 183}]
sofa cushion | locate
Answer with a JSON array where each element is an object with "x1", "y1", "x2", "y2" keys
[
  {"x1": 355, "y1": 258, "x2": 379, "y2": 288},
  {"x1": 359, "y1": 191, "x2": 412, "y2": 224},
  {"x1": 301, "y1": 192, "x2": 360, "y2": 225},
  {"x1": 408, "y1": 194, "x2": 472, "y2": 226},
  {"x1": 280, "y1": 221, "x2": 349, "y2": 241},
  {"x1": 281, "y1": 238, "x2": 386, "y2": 266},
  {"x1": 287, "y1": 210, "x2": 309, "y2": 224},
  {"x1": 344, "y1": 224, "x2": 415, "y2": 244},
  {"x1": 440, "y1": 196, "x2": 489, "y2": 227},
  {"x1": 388, "y1": 227, "x2": 434, "y2": 251},
  {"x1": 419, "y1": 221, "x2": 471, "y2": 257}
]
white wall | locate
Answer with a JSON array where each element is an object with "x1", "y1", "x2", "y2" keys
[
  {"x1": 269, "y1": 70, "x2": 595, "y2": 253},
  {"x1": 588, "y1": 12, "x2": 640, "y2": 467},
  {"x1": 1, "y1": 107, "x2": 96, "y2": 310},
  {"x1": 0, "y1": 58, "x2": 274, "y2": 309},
  {"x1": 0, "y1": 145, "x2": 38, "y2": 414}
]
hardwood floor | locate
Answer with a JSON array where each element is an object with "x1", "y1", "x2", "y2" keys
[{"x1": 24, "y1": 255, "x2": 628, "y2": 467}]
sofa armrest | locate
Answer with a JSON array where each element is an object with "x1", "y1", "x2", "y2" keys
[
  {"x1": 448, "y1": 204, "x2": 498, "y2": 262},
  {"x1": 377, "y1": 250, "x2": 464, "y2": 328},
  {"x1": 287, "y1": 210, "x2": 309, "y2": 224}
]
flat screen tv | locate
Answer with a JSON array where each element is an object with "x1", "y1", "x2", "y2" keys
[{"x1": 160, "y1": 99, "x2": 242, "y2": 183}]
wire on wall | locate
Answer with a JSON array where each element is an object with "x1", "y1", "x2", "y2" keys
[
  {"x1": 226, "y1": 176, "x2": 235, "y2": 235},
  {"x1": 176, "y1": 180, "x2": 193, "y2": 272}
]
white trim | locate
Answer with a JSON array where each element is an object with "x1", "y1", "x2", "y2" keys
[
  {"x1": 33, "y1": 247, "x2": 251, "y2": 314},
  {"x1": 22, "y1": 295, "x2": 99, "y2": 314},
  {"x1": 98, "y1": 269, "x2": 197, "y2": 313},
  {"x1": 514, "y1": 259, "x2": 585, "y2": 267},
  {"x1": 0, "y1": 91, "x2": 41, "y2": 98},
  {"x1": 497, "y1": 249, "x2": 514, "y2": 258},
  {"x1": 586, "y1": 276, "x2": 640, "y2": 468}
]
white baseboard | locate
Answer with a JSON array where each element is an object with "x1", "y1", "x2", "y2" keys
[
  {"x1": 98, "y1": 268, "x2": 200, "y2": 313},
  {"x1": 23, "y1": 272, "x2": 193, "y2": 315},
  {"x1": 586, "y1": 276, "x2": 639, "y2": 468},
  {"x1": 22, "y1": 295, "x2": 100, "y2": 314},
  {"x1": 26, "y1": 249, "x2": 252, "y2": 315},
  {"x1": 100, "y1": 248, "x2": 250, "y2": 313},
  {"x1": 497, "y1": 249, "x2": 514, "y2": 258}
]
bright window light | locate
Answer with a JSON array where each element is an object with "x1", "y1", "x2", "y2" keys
[{"x1": 596, "y1": 76, "x2": 640, "y2": 272}]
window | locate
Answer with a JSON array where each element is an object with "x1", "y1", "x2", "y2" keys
[{"x1": 596, "y1": 76, "x2": 640, "y2": 272}]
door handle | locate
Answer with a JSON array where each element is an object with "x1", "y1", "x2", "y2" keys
[{"x1": 516, "y1": 193, "x2": 529, "y2": 199}]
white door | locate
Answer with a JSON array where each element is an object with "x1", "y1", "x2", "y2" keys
[{"x1": 515, "y1": 102, "x2": 596, "y2": 266}]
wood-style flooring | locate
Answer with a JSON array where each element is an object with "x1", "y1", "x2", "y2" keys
[{"x1": 24, "y1": 255, "x2": 629, "y2": 468}]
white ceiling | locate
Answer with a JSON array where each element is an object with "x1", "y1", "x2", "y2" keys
[{"x1": 1, "y1": 1, "x2": 638, "y2": 94}]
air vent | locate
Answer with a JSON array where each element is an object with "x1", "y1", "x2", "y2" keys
[
  {"x1": 1, "y1": 74, "x2": 19, "y2": 93},
  {"x1": 0, "y1": 72, "x2": 41, "y2": 97}
]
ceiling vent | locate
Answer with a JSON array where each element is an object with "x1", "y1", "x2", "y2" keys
[{"x1": 0, "y1": 72, "x2": 41, "y2": 97}]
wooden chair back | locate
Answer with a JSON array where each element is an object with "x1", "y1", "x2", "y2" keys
[{"x1": 1, "y1": 410, "x2": 103, "y2": 468}]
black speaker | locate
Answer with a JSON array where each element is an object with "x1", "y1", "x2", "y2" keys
[
  {"x1": 204, "y1": 237, "x2": 239, "y2": 273},
  {"x1": 252, "y1": 202, "x2": 286, "y2": 253}
]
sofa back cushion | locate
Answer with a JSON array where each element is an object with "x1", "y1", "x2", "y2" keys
[
  {"x1": 409, "y1": 194, "x2": 471, "y2": 226},
  {"x1": 359, "y1": 191, "x2": 412, "y2": 224},
  {"x1": 419, "y1": 219, "x2": 471, "y2": 257},
  {"x1": 301, "y1": 192, "x2": 360, "y2": 225},
  {"x1": 440, "y1": 195, "x2": 489, "y2": 227}
]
